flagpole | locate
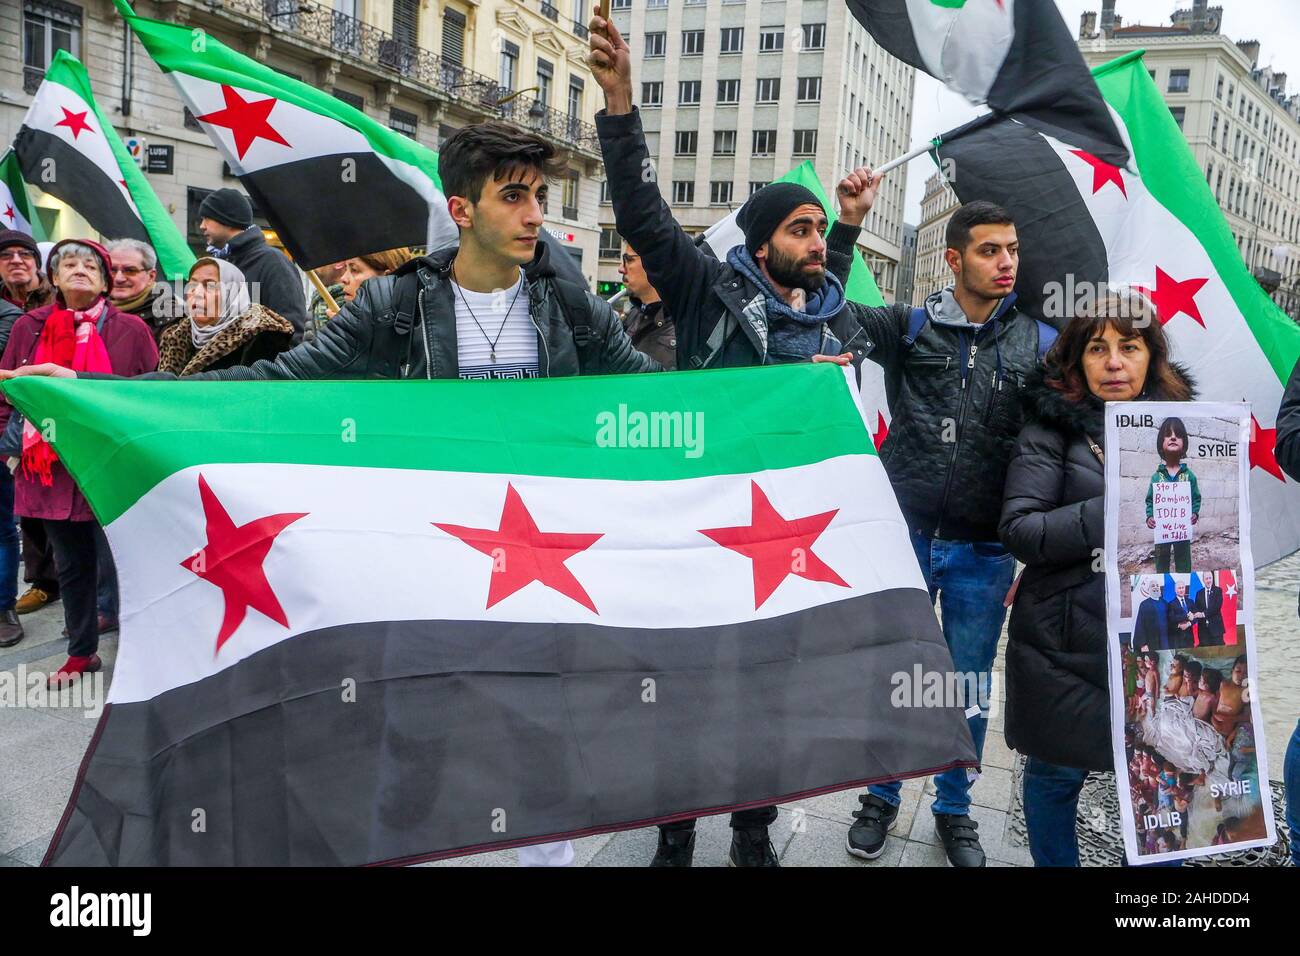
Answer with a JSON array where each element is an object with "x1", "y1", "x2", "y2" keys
[
  {"x1": 873, "y1": 140, "x2": 940, "y2": 177},
  {"x1": 307, "y1": 270, "x2": 340, "y2": 316}
]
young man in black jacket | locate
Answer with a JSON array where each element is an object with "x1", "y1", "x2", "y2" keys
[{"x1": 589, "y1": 7, "x2": 1056, "y2": 870}]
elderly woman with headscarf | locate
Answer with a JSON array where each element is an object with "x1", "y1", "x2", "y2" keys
[
  {"x1": 157, "y1": 257, "x2": 294, "y2": 375},
  {"x1": 0, "y1": 239, "x2": 158, "y2": 683}
]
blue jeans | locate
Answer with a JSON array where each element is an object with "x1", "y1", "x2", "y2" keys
[
  {"x1": 868, "y1": 530, "x2": 1014, "y2": 816},
  {"x1": 1286, "y1": 718, "x2": 1300, "y2": 866},
  {"x1": 1024, "y1": 758, "x2": 1180, "y2": 866},
  {"x1": 94, "y1": 526, "x2": 118, "y2": 621},
  {"x1": 0, "y1": 468, "x2": 18, "y2": 611}
]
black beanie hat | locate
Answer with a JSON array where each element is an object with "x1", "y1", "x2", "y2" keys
[
  {"x1": 737, "y1": 182, "x2": 825, "y2": 256},
  {"x1": 0, "y1": 229, "x2": 40, "y2": 259},
  {"x1": 198, "y1": 188, "x2": 253, "y2": 229}
]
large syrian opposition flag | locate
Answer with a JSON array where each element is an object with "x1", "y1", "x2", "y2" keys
[
  {"x1": 11, "y1": 365, "x2": 977, "y2": 866},
  {"x1": 12, "y1": 51, "x2": 193, "y2": 278},
  {"x1": 933, "y1": 51, "x2": 1300, "y2": 567},
  {"x1": 847, "y1": 0, "x2": 1128, "y2": 165},
  {"x1": 115, "y1": 2, "x2": 587, "y2": 285},
  {"x1": 700, "y1": 162, "x2": 893, "y2": 450},
  {"x1": 0, "y1": 150, "x2": 45, "y2": 240}
]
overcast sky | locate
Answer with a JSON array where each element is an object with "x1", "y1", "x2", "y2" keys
[{"x1": 900, "y1": 0, "x2": 1300, "y2": 223}]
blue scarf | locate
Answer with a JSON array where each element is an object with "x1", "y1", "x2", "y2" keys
[{"x1": 726, "y1": 246, "x2": 846, "y2": 360}]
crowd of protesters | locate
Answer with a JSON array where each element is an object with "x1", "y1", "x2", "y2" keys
[{"x1": 0, "y1": 8, "x2": 1295, "y2": 871}]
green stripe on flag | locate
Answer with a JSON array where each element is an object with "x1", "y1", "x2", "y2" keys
[
  {"x1": 1092, "y1": 52, "x2": 1300, "y2": 382},
  {"x1": 3, "y1": 364, "x2": 875, "y2": 526},
  {"x1": 778, "y1": 161, "x2": 886, "y2": 307},
  {"x1": 0, "y1": 150, "x2": 45, "y2": 241},
  {"x1": 928, "y1": 0, "x2": 968, "y2": 8},
  {"x1": 43, "y1": 51, "x2": 195, "y2": 280}
]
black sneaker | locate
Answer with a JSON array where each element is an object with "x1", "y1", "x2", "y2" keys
[
  {"x1": 934, "y1": 813, "x2": 986, "y2": 867},
  {"x1": 846, "y1": 793, "x2": 899, "y2": 859},
  {"x1": 649, "y1": 827, "x2": 696, "y2": 867},
  {"x1": 728, "y1": 827, "x2": 779, "y2": 867}
]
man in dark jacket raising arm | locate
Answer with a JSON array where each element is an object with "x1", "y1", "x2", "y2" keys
[{"x1": 589, "y1": 8, "x2": 1055, "y2": 869}]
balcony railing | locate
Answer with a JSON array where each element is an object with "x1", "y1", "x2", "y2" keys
[
  {"x1": 540, "y1": 2, "x2": 559, "y2": 23},
  {"x1": 205, "y1": 0, "x2": 597, "y2": 151}
]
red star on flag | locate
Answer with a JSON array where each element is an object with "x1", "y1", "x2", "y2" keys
[
  {"x1": 1069, "y1": 149, "x2": 1127, "y2": 197},
  {"x1": 1135, "y1": 267, "x2": 1209, "y2": 328},
  {"x1": 180, "y1": 474, "x2": 308, "y2": 655},
  {"x1": 1249, "y1": 414, "x2": 1286, "y2": 481},
  {"x1": 700, "y1": 480, "x2": 849, "y2": 609},
  {"x1": 195, "y1": 85, "x2": 292, "y2": 160},
  {"x1": 2, "y1": 205, "x2": 14, "y2": 223},
  {"x1": 434, "y1": 483, "x2": 604, "y2": 612},
  {"x1": 872, "y1": 412, "x2": 889, "y2": 451},
  {"x1": 55, "y1": 107, "x2": 95, "y2": 140}
]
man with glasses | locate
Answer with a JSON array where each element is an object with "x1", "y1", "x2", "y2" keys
[
  {"x1": 106, "y1": 239, "x2": 182, "y2": 342},
  {"x1": 618, "y1": 241, "x2": 675, "y2": 369}
]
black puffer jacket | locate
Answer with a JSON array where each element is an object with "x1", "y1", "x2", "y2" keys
[
  {"x1": 119, "y1": 240, "x2": 656, "y2": 381},
  {"x1": 999, "y1": 365, "x2": 1196, "y2": 770}
]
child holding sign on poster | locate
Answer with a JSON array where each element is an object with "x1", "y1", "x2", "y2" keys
[{"x1": 1145, "y1": 417, "x2": 1201, "y2": 572}]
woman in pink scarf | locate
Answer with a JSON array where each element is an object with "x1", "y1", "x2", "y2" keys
[{"x1": 0, "y1": 239, "x2": 158, "y2": 686}]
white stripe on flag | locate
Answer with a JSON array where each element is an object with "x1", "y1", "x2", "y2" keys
[
  {"x1": 0, "y1": 179, "x2": 34, "y2": 236},
  {"x1": 906, "y1": 0, "x2": 1016, "y2": 104},
  {"x1": 106, "y1": 456, "x2": 923, "y2": 704}
]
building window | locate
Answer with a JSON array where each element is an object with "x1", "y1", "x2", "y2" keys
[
  {"x1": 389, "y1": 107, "x2": 418, "y2": 139},
  {"x1": 713, "y1": 130, "x2": 736, "y2": 155},
  {"x1": 759, "y1": 30, "x2": 784, "y2": 53},
  {"x1": 562, "y1": 172, "x2": 579, "y2": 219},
  {"x1": 672, "y1": 180, "x2": 695, "y2": 204},
  {"x1": 710, "y1": 181, "x2": 734, "y2": 205},
  {"x1": 392, "y1": 0, "x2": 419, "y2": 50},
  {"x1": 752, "y1": 129, "x2": 776, "y2": 156},
  {"x1": 1211, "y1": 113, "x2": 1219, "y2": 148},
  {"x1": 333, "y1": 87, "x2": 365, "y2": 111},
  {"x1": 717, "y1": 79, "x2": 740, "y2": 104},
  {"x1": 647, "y1": 0, "x2": 667, "y2": 6},
  {"x1": 645, "y1": 32, "x2": 666, "y2": 58},
  {"x1": 797, "y1": 76, "x2": 822, "y2": 102},
  {"x1": 756, "y1": 78, "x2": 780, "y2": 103},
  {"x1": 536, "y1": 58, "x2": 554, "y2": 108},
  {"x1": 800, "y1": 22, "x2": 825, "y2": 51},
  {"x1": 611, "y1": 0, "x2": 631, "y2": 8},
  {"x1": 568, "y1": 76, "x2": 584, "y2": 118},
  {"x1": 749, "y1": 181, "x2": 768, "y2": 196},
  {"x1": 599, "y1": 227, "x2": 621, "y2": 259},
  {"x1": 22, "y1": 0, "x2": 82, "y2": 93},
  {"x1": 442, "y1": 8, "x2": 467, "y2": 66},
  {"x1": 642, "y1": 81, "x2": 663, "y2": 107},
  {"x1": 679, "y1": 81, "x2": 701, "y2": 105},
  {"x1": 682, "y1": 30, "x2": 704, "y2": 55},
  {"x1": 793, "y1": 129, "x2": 817, "y2": 155},
  {"x1": 720, "y1": 27, "x2": 743, "y2": 54},
  {"x1": 675, "y1": 130, "x2": 698, "y2": 155},
  {"x1": 1216, "y1": 74, "x2": 1224, "y2": 100},
  {"x1": 499, "y1": 40, "x2": 519, "y2": 91},
  {"x1": 600, "y1": 180, "x2": 611, "y2": 204},
  {"x1": 1170, "y1": 106, "x2": 1186, "y2": 129}
]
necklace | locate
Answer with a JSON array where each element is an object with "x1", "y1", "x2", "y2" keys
[{"x1": 451, "y1": 265, "x2": 525, "y2": 363}]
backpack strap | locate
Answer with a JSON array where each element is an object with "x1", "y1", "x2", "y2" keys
[
  {"x1": 1035, "y1": 319, "x2": 1059, "y2": 362},
  {"x1": 366, "y1": 268, "x2": 422, "y2": 378},
  {"x1": 902, "y1": 306, "x2": 928, "y2": 348},
  {"x1": 549, "y1": 277, "x2": 603, "y2": 374}
]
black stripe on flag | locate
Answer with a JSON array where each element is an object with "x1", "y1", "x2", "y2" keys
[
  {"x1": 845, "y1": 0, "x2": 925, "y2": 72},
  {"x1": 241, "y1": 153, "x2": 432, "y2": 269},
  {"x1": 935, "y1": 115, "x2": 1110, "y2": 325},
  {"x1": 44, "y1": 588, "x2": 976, "y2": 865},
  {"x1": 13, "y1": 129, "x2": 148, "y2": 244}
]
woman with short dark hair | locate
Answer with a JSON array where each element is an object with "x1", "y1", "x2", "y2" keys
[{"x1": 999, "y1": 292, "x2": 1194, "y2": 866}]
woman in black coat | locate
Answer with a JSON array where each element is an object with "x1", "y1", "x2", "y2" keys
[{"x1": 999, "y1": 294, "x2": 1194, "y2": 866}]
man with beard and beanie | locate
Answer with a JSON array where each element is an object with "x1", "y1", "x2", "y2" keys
[
  {"x1": 197, "y1": 188, "x2": 308, "y2": 338},
  {"x1": 590, "y1": 15, "x2": 880, "y2": 869},
  {"x1": 590, "y1": 7, "x2": 1057, "y2": 869},
  {"x1": 618, "y1": 241, "x2": 675, "y2": 369}
]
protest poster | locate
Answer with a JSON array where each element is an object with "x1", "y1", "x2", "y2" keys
[{"x1": 1104, "y1": 402, "x2": 1275, "y2": 864}]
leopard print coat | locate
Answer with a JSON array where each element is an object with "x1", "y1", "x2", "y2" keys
[{"x1": 158, "y1": 304, "x2": 294, "y2": 376}]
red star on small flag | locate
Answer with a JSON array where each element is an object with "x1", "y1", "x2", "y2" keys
[
  {"x1": 1135, "y1": 267, "x2": 1210, "y2": 328},
  {"x1": 1249, "y1": 414, "x2": 1286, "y2": 481},
  {"x1": 700, "y1": 480, "x2": 849, "y2": 609},
  {"x1": 434, "y1": 483, "x2": 603, "y2": 612},
  {"x1": 55, "y1": 107, "x2": 95, "y2": 140},
  {"x1": 2, "y1": 205, "x2": 14, "y2": 223},
  {"x1": 872, "y1": 412, "x2": 889, "y2": 451},
  {"x1": 180, "y1": 474, "x2": 308, "y2": 655},
  {"x1": 195, "y1": 85, "x2": 292, "y2": 160},
  {"x1": 1069, "y1": 149, "x2": 1127, "y2": 197}
]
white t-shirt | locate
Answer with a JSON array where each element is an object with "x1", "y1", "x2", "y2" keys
[{"x1": 451, "y1": 272, "x2": 539, "y2": 380}]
